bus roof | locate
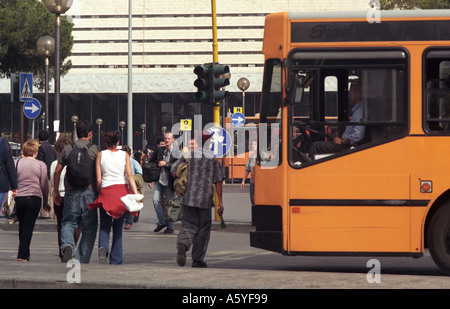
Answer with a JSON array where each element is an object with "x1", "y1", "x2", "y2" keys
[{"x1": 287, "y1": 10, "x2": 450, "y2": 20}]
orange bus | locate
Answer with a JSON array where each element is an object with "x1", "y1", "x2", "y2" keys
[{"x1": 251, "y1": 10, "x2": 450, "y2": 273}]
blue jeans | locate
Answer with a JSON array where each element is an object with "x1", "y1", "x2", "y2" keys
[
  {"x1": 60, "y1": 189, "x2": 98, "y2": 263},
  {"x1": 152, "y1": 181, "x2": 174, "y2": 229},
  {"x1": 99, "y1": 207, "x2": 125, "y2": 264}
]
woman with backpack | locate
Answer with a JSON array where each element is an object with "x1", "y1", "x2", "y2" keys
[{"x1": 90, "y1": 130, "x2": 139, "y2": 264}]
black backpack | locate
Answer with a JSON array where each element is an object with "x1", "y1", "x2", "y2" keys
[
  {"x1": 142, "y1": 155, "x2": 160, "y2": 183},
  {"x1": 66, "y1": 142, "x2": 95, "y2": 188}
]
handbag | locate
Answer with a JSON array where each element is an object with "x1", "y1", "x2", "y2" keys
[
  {"x1": 121, "y1": 194, "x2": 144, "y2": 212},
  {"x1": 2, "y1": 190, "x2": 17, "y2": 224},
  {"x1": 165, "y1": 195, "x2": 182, "y2": 222}
]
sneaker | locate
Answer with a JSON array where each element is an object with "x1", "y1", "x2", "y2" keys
[
  {"x1": 192, "y1": 260, "x2": 207, "y2": 268},
  {"x1": 61, "y1": 246, "x2": 72, "y2": 263},
  {"x1": 176, "y1": 244, "x2": 187, "y2": 266},
  {"x1": 124, "y1": 223, "x2": 132, "y2": 229},
  {"x1": 98, "y1": 247, "x2": 108, "y2": 264},
  {"x1": 164, "y1": 227, "x2": 174, "y2": 234},
  {"x1": 154, "y1": 224, "x2": 166, "y2": 232}
]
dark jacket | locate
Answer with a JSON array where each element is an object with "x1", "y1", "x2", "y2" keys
[
  {"x1": 149, "y1": 146, "x2": 178, "y2": 188},
  {"x1": 0, "y1": 138, "x2": 18, "y2": 193},
  {"x1": 37, "y1": 141, "x2": 56, "y2": 178}
]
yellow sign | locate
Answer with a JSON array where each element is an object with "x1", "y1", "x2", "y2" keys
[
  {"x1": 233, "y1": 107, "x2": 243, "y2": 114},
  {"x1": 180, "y1": 119, "x2": 192, "y2": 131}
]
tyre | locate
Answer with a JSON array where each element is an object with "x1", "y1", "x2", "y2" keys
[{"x1": 427, "y1": 205, "x2": 450, "y2": 274}]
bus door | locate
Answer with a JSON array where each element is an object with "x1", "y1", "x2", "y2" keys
[{"x1": 286, "y1": 49, "x2": 411, "y2": 254}]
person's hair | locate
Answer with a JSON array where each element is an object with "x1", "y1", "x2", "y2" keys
[
  {"x1": 54, "y1": 135, "x2": 72, "y2": 156},
  {"x1": 133, "y1": 151, "x2": 142, "y2": 161},
  {"x1": 121, "y1": 145, "x2": 131, "y2": 155},
  {"x1": 76, "y1": 120, "x2": 93, "y2": 138},
  {"x1": 22, "y1": 140, "x2": 39, "y2": 157},
  {"x1": 104, "y1": 130, "x2": 120, "y2": 148},
  {"x1": 155, "y1": 136, "x2": 163, "y2": 145},
  {"x1": 350, "y1": 81, "x2": 362, "y2": 94},
  {"x1": 38, "y1": 130, "x2": 50, "y2": 142}
]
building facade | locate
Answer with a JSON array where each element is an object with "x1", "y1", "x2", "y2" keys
[{"x1": 0, "y1": 0, "x2": 368, "y2": 149}]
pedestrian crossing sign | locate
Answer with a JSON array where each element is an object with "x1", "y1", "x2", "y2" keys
[{"x1": 19, "y1": 73, "x2": 33, "y2": 102}]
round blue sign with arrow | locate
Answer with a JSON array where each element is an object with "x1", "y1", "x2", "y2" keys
[
  {"x1": 23, "y1": 98, "x2": 41, "y2": 119},
  {"x1": 207, "y1": 126, "x2": 231, "y2": 158},
  {"x1": 230, "y1": 112, "x2": 245, "y2": 127}
]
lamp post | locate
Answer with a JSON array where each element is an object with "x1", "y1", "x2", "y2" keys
[
  {"x1": 44, "y1": 0, "x2": 73, "y2": 140},
  {"x1": 237, "y1": 77, "x2": 250, "y2": 116},
  {"x1": 71, "y1": 115, "x2": 78, "y2": 141},
  {"x1": 119, "y1": 121, "x2": 126, "y2": 145},
  {"x1": 37, "y1": 36, "x2": 55, "y2": 131},
  {"x1": 140, "y1": 123, "x2": 146, "y2": 150},
  {"x1": 96, "y1": 118, "x2": 103, "y2": 146}
]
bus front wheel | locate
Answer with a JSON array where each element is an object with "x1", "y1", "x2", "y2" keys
[{"x1": 427, "y1": 205, "x2": 450, "y2": 274}]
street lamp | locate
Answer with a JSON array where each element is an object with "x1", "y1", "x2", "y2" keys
[
  {"x1": 140, "y1": 123, "x2": 146, "y2": 150},
  {"x1": 119, "y1": 121, "x2": 126, "y2": 145},
  {"x1": 37, "y1": 36, "x2": 55, "y2": 131},
  {"x1": 44, "y1": 0, "x2": 73, "y2": 140},
  {"x1": 96, "y1": 118, "x2": 103, "y2": 146},
  {"x1": 71, "y1": 115, "x2": 78, "y2": 141},
  {"x1": 237, "y1": 77, "x2": 250, "y2": 116}
]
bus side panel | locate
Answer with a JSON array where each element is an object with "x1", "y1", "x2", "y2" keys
[
  {"x1": 287, "y1": 139, "x2": 413, "y2": 253},
  {"x1": 288, "y1": 178, "x2": 411, "y2": 253}
]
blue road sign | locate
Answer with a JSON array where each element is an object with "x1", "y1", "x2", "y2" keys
[
  {"x1": 23, "y1": 98, "x2": 41, "y2": 119},
  {"x1": 207, "y1": 126, "x2": 231, "y2": 158},
  {"x1": 230, "y1": 112, "x2": 245, "y2": 127},
  {"x1": 19, "y1": 73, "x2": 33, "y2": 102}
]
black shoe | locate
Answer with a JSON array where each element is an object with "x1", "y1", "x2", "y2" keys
[
  {"x1": 164, "y1": 227, "x2": 174, "y2": 234},
  {"x1": 98, "y1": 247, "x2": 108, "y2": 264},
  {"x1": 154, "y1": 224, "x2": 166, "y2": 232},
  {"x1": 61, "y1": 246, "x2": 72, "y2": 263},
  {"x1": 192, "y1": 260, "x2": 207, "y2": 268},
  {"x1": 176, "y1": 244, "x2": 187, "y2": 266}
]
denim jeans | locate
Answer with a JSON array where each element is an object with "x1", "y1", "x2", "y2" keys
[
  {"x1": 60, "y1": 189, "x2": 97, "y2": 263},
  {"x1": 152, "y1": 181, "x2": 174, "y2": 229},
  {"x1": 99, "y1": 207, "x2": 126, "y2": 264}
]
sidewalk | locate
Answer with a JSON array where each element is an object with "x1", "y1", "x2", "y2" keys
[{"x1": 0, "y1": 184, "x2": 255, "y2": 289}]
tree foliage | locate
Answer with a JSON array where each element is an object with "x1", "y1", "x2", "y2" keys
[
  {"x1": 380, "y1": 0, "x2": 450, "y2": 9},
  {"x1": 0, "y1": 0, "x2": 73, "y2": 90}
]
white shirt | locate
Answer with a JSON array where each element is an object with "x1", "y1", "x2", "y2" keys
[{"x1": 100, "y1": 149, "x2": 127, "y2": 189}]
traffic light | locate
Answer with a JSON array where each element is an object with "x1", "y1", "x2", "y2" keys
[
  {"x1": 194, "y1": 64, "x2": 212, "y2": 104},
  {"x1": 210, "y1": 63, "x2": 230, "y2": 104},
  {"x1": 193, "y1": 63, "x2": 230, "y2": 105}
]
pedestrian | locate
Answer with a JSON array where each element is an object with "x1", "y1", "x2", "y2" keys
[
  {"x1": 122, "y1": 145, "x2": 144, "y2": 229},
  {"x1": 36, "y1": 130, "x2": 56, "y2": 219},
  {"x1": 53, "y1": 120, "x2": 100, "y2": 263},
  {"x1": 15, "y1": 140, "x2": 50, "y2": 262},
  {"x1": 0, "y1": 137, "x2": 18, "y2": 219},
  {"x1": 90, "y1": 131, "x2": 140, "y2": 264},
  {"x1": 149, "y1": 132, "x2": 177, "y2": 233},
  {"x1": 240, "y1": 140, "x2": 257, "y2": 206},
  {"x1": 172, "y1": 134, "x2": 224, "y2": 268},
  {"x1": 50, "y1": 135, "x2": 81, "y2": 259}
]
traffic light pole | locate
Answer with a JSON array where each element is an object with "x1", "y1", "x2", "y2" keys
[
  {"x1": 211, "y1": 0, "x2": 220, "y2": 127},
  {"x1": 211, "y1": 0, "x2": 220, "y2": 222}
]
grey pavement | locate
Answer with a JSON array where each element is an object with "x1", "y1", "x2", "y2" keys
[{"x1": 0, "y1": 183, "x2": 256, "y2": 289}]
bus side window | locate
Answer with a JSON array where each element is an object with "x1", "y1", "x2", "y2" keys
[{"x1": 424, "y1": 49, "x2": 450, "y2": 133}]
